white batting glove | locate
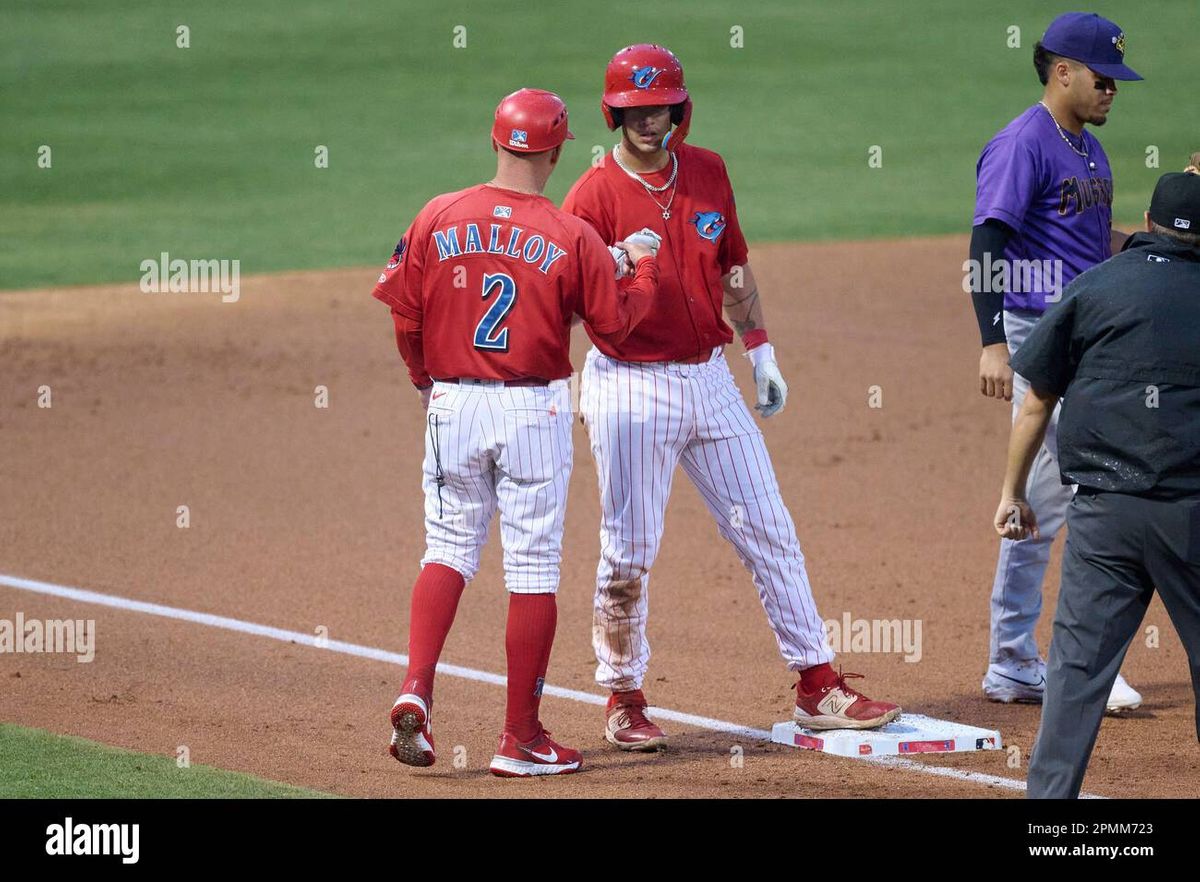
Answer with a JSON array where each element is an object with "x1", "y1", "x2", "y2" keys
[
  {"x1": 623, "y1": 228, "x2": 662, "y2": 256},
  {"x1": 607, "y1": 245, "x2": 631, "y2": 280},
  {"x1": 746, "y1": 344, "x2": 788, "y2": 418},
  {"x1": 418, "y1": 384, "x2": 433, "y2": 410}
]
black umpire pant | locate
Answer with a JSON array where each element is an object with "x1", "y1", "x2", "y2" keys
[{"x1": 1027, "y1": 489, "x2": 1200, "y2": 799}]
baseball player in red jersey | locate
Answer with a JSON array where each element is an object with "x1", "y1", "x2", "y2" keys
[
  {"x1": 562, "y1": 44, "x2": 901, "y2": 749},
  {"x1": 373, "y1": 88, "x2": 659, "y2": 777}
]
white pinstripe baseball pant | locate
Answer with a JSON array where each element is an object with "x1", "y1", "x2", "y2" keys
[
  {"x1": 580, "y1": 346, "x2": 834, "y2": 691},
  {"x1": 421, "y1": 378, "x2": 574, "y2": 594}
]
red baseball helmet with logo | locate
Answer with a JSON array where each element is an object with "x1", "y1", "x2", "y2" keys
[
  {"x1": 601, "y1": 43, "x2": 692, "y2": 151},
  {"x1": 491, "y1": 88, "x2": 575, "y2": 153}
]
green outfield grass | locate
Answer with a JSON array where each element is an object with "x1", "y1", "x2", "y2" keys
[
  {"x1": 0, "y1": 724, "x2": 333, "y2": 798},
  {"x1": 1, "y1": 0, "x2": 1195, "y2": 289}
]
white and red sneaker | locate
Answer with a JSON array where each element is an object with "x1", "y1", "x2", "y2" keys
[
  {"x1": 794, "y1": 671, "x2": 901, "y2": 731},
  {"x1": 489, "y1": 727, "x2": 582, "y2": 778},
  {"x1": 388, "y1": 693, "x2": 436, "y2": 767},
  {"x1": 604, "y1": 689, "x2": 668, "y2": 751}
]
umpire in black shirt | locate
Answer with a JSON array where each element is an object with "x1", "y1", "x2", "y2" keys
[{"x1": 992, "y1": 172, "x2": 1200, "y2": 799}]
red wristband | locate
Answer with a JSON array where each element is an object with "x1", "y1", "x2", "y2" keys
[{"x1": 741, "y1": 329, "x2": 769, "y2": 350}]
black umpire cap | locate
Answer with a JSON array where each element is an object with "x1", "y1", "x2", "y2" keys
[{"x1": 1148, "y1": 172, "x2": 1200, "y2": 234}]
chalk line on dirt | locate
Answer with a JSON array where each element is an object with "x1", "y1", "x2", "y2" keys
[{"x1": 1, "y1": 571, "x2": 1060, "y2": 796}]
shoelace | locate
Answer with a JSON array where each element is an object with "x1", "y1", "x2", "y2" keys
[
  {"x1": 612, "y1": 702, "x2": 655, "y2": 729},
  {"x1": 833, "y1": 670, "x2": 867, "y2": 697},
  {"x1": 797, "y1": 668, "x2": 868, "y2": 699},
  {"x1": 625, "y1": 705, "x2": 651, "y2": 725}
]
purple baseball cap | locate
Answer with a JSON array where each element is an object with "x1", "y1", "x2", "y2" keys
[{"x1": 1041, "y1": 12, "x2": 1142, "y2": 80}]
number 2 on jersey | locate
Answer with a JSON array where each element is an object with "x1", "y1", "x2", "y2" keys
[{"x1": 473, "y1": 272, "x2": 517, "y2": 352}]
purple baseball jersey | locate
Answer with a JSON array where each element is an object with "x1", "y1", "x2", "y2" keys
[{"x1": 974, "y1": 104, "x2": 1114, "y2": 313}]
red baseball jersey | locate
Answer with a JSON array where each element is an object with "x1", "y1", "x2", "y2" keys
[
  {"x1": 562, "y1": 142, "x2": 749, "y2": 362},
  {"x1": 373, "y1": 184, "x2": 657, "y2": 383}
]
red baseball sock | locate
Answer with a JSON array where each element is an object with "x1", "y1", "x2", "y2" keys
[
  {"x1": 504, "y1": 592, "x2": 558, "y2": 743},
  {"x1": 799, "y1": 662, "x2": 839, "y2": 692},
  {"x1": 402, "y1": 563, "x2": 466, "y2": 700}
]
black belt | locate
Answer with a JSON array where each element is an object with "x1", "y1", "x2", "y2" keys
[{"x1": 435, "y1": 377, "x2": 551, "y2": 387}]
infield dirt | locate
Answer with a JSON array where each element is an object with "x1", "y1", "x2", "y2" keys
[{"x1": 2, "y1": 237, "x2": 1196, "y2": 798}]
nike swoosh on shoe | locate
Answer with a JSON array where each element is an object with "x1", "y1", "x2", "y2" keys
[{"x1": 995, "y1": 671, "x2": 1045, "y2": 688}]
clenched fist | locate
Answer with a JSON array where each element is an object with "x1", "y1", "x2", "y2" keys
[
  {"x1": 994, "y1": 496, "x2": 1039, "y2": 541},
  {"x1": 979, "y1": 342, "x2": 1013, "y2": 401}
]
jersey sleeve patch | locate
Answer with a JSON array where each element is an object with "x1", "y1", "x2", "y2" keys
[{"x1": 386, "y1": 238, "x2": 407, "y2": 269}]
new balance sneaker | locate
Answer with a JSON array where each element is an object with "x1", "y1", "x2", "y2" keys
[
  {"x1": 604, "y1": 689, "x2": 668, "y2": 751},
  {"x1": 388, "y1": 693, "x2": 435, "y2": 767},
  {"x1": 1106, "y1": 673, "x2": 1143, "y2": 714},
  {"x1": 489, "y1": 728, "x2": 582, "y2": 778},
  {"x1": 794, "y1": 671, "x2": 901, "y2": 730}
]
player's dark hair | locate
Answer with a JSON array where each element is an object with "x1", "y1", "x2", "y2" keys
[
  {"x1": 609, "y1": 103, "x2": 686, "y2": 128},
  {"x1": 1149, "y1": 221, "x2": 1200, "y2": 247},
  {"x1": 1033, "y1": 41, "x2": 1068, "y2": 86}
]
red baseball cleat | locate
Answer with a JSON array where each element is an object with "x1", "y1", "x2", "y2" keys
[
  {"x1": 489, "y1": 728, "x2": 582, "y2": 777},
  {"x1": 793, "y1": 671, "x2": 901, "y2": 731},
  {"x1": 388, "y1": 693, "x2": 436, "y2": 767},
  {"x1": 604, "y1": 689, "x2": 668, "y2": 751}
]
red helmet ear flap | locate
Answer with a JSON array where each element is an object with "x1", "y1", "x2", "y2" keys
[
  {"x1": 602, "y1": 102, "x2": 619, "y2": 131},
  {"x1": 663, "y1": 98, "x2": 692, "y2": 152}
]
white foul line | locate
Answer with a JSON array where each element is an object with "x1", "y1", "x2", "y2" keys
[{"x1": 0, "y1": 571, "x2": 1036, "y2": 795}]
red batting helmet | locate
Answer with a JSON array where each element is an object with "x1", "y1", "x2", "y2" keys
[
  {"x1": 491, "y1": 88, "x2": 575, "y2": 153},
  {"x1": 601, "y1": 43, "x2": 692, "y2": 151}
]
